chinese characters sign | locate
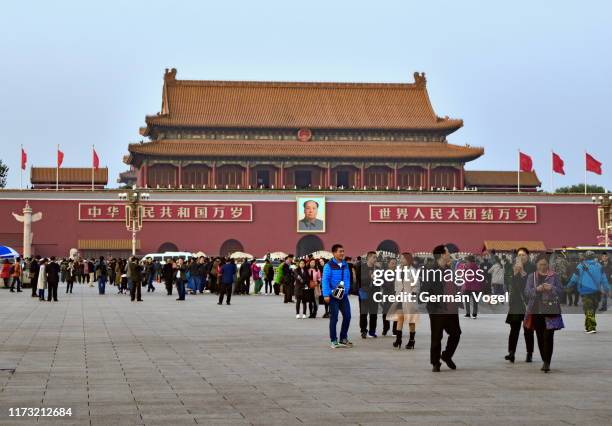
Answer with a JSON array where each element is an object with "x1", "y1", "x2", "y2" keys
[
  {"x1": 79, "y1": 203, "x2": 253, "y2": 222},
  {"x1": 369, "y1": 205, "x2": 537, "y2": 223}
]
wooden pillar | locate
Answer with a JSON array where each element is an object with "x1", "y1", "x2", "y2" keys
[
  {"x1": 327, "y1": 163, "x2": 331, "y2": 187},
  {"x1": 140, "y1": 162, "x2": 147, "y2": 188},
  {"x1": 393, "y1": 164, "x2": 398, "y2": 188},
  {"x1": 280, "y1": 162, "x2": 284, "y2": 187},
  {"x1": 360, "y1": 164, "x2": 365, "y2": 187},
  {"x1": 245, "y1": 162, "x2": 250, "y2": 187},
  {"x1": 177, "y1": 162, "x2": 182, "y2": 187},
  {"x1": 459, "y1": 166, "x2": 465, "y2": 189},
  {"x1": 211, "y1": 162, "x2": 216, "y2": 187},
  {"x1": 427, "y1": 164, "x2": 432, "y2": 190}
]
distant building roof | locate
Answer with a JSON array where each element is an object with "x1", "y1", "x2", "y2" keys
[
  {"x1": 142, "y1": 68, "x2": 463, "y2": 135},
  {"x1": 117, "y1": 168, "x2": 137, "y2": 185},
  {"x1": 484, "y1": 240, "x2": 547, "y2": 252},
  {"x1": 126, "y1": 140, "x2": 483, "y2": 165},
  {"x1": 31, "y1": 167, "x2": 108, "y2": 185},
  {"x1": 465, "y1": 170, "x2": 541, "y2": 187}
]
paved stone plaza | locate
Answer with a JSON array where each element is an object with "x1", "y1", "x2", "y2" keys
[{"x1": 0, "y1": 285, "x2": 611, "y2": 425}]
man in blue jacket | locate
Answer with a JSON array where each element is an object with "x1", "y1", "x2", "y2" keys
[
  {"x1": 567, "y1": 251, "x2": 610, "y2": 333},
  {"x1": 218, "y1": 259, "x2": 237, "y2": 305},
  {"x1": 322, "y1": 244, "x2": 352, "y2": 348}
]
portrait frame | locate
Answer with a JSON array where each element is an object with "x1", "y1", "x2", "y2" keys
[{"x1": 296, "y1": 196, "x2": 326, "y2": 233}]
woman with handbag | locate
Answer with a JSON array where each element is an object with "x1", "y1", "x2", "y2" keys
[
  {"x1": 307, "y1": 259, "x2": 321, "y2": 318},
  {"x1": 524, "y1": 254, "x2": 564, "y2": 373}
]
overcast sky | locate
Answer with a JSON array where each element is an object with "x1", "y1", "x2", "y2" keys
[{"x1": 1, "y1": 0, "x2": 610, "y2": 191}]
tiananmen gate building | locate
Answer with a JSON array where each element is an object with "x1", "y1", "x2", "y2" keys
[{"x1": 0, "y1": 69, "x2": 601, "y2": 258}]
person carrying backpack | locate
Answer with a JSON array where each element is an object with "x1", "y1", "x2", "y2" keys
[{"x1": 567, "y1": 251, "x2": 610, "y2": 333}]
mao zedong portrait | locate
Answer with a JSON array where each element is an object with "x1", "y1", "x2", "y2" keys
[{"x1": 298, "y1": 199, "x2": 325, "y2": 232}]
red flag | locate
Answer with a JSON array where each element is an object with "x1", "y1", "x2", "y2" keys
[
  {"x1": 552, "y1": 152, "x2": 565, "y2": 175},
  {"x1": 586, "y1": 153, "x2": 602, "y2": 175},
  {"x1": 57, "y1": 149, "x2": 64, "y2": 168},
  {"x1": 21, "y1": 148, "x2": 27, "y2": 170},
  {"x1": 93, "y1": 148, "x2": 99, "y2": 170},
  {"x1": 519, "y1": 151, "x2": 533, "y2": 172}
]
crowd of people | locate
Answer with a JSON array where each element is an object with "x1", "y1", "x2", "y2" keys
[{"x1": 1, "y1": 246, "x2": 610, "y2": 374}]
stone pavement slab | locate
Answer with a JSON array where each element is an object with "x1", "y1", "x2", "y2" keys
[{"x1": 1, "y1": 285, "x2": 611, "y2": 425}]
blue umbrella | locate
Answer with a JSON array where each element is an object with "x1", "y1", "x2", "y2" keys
[{"x1": 0, "y1": 246, "x2": 19, "y2": 259}]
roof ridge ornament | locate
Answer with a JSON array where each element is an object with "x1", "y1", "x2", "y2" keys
[
  {"x1": 164, "y1": 68, "x2": 177, "y2": 83},
  {"x1": 413, "y1": 72, "x2": 426, "y2": 88}
]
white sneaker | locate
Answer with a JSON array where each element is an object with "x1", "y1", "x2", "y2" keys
[
  {"x1": 296, "y1": 314, "x2": 300, "y2": 319},
  {"x1": 301, "y1": 314, "x2": 306, "y2": 319}
]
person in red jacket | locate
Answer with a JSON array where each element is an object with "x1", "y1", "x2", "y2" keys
[{"x1": 1, "y1": 260, "x2": 11, "y2": 288}]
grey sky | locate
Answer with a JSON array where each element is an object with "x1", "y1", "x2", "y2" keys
[{"x1": 1, "y1": 0, "x2": 610, "y2": 191}]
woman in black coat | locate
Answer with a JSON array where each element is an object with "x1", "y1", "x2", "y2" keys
[
  {"x1": 504, "y1": 260, "x2": 534, "y2": 363},
  {"x1": 162, "y1": 259, "x2": 175, "y2": 295},
  {"x1": 293, "y1": 260, "x2": 310, "y2": 319}
]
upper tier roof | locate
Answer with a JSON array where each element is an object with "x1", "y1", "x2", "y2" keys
[
  {"x1": 126, "y1": 139, "x2": 483, "y2": 165},
  {"x1": 142, "y1": 68, "x2": 463, "y2": 135}
]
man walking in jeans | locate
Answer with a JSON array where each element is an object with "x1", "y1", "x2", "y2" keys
[{"x1": 322, "y1": 244, "x2": 352, "y2": 348}]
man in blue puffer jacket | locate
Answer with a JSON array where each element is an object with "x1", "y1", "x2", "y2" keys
[
  {"x1": 567, "y1": 251, "x2": 610, "y2": 333},
  {"x1": 322, "y1": 244, "x2": 352, "y2": 348}
]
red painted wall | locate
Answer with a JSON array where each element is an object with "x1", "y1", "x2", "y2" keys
[{"x1": 0, "y1": 195, "x2": 601, "y2": 257}]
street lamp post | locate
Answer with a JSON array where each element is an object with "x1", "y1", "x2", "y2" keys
[
  {"x1": 118, "y1": 187, "x2": 150, "y2": 256},
  {"x1": 592, "y1": 194, "x2": 612, "y2": 248}
]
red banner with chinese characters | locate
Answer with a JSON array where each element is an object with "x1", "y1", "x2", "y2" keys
[
  {"x1": 369, "y1": 205, "x2": 537, "y2": 223},
  {"x1": 79, "y1": 203, "x2": 253, "y2": 222}
]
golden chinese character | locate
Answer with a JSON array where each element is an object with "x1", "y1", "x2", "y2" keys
[
  {"x1": 230, "y1": 207, "x2": 243, "y2": 219},
  {"x1": 379, "y1": 208, "x2": 391, "y2": 219},
  {"x1": 430, "y1": 208, "x2": 443, "y2": 220},
  {"x1": 448, "y1": 208, "x2": 460, "y2": 220},
  {"x1": 178, "y1": 207, "x2": 191, "y2": 218},
  {"x1": 464, "y1": 208, "x2": 476, "y2": 220},
  {"x1": 480, "y1": 208, "x2": 493, "y2": 221},
  {"x1": 213, "y1": 207, "x2": 225, "y2": 219},
  {"x1": 498, "y1": 208, "x2": 510, "y2": 221},
  {"x1": 396, "y1": 208, "x2": 409, "y2": 220},
  {"x1": 160, "y1": 206, "x2": 172, "y2": 218},
  {"x1": 515, "y1": 208, "x2": 528, "y2": 221},
  {"x1": 88, "y1": 206, "x2": 102, "y2": 218},
  {"x1": 142, "y1": 206, "x2": 155, "y2": 219},
  {"x1": 414, "y1": 208, "x2": 425, "y2": 220},
  {"x1": 107, "y1": 206, "x2": 120, "y2": 218},
  {"x1": 194, "y1": 207, "x2": 208, "y2": 219}
]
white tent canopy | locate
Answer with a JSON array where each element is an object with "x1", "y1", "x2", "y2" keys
[
  {"x1": 229, "y1": 251, "x2": 254, "y2": 260},
  {"x1": 306, "y1": 250, "x2": 333, "y2": 259},
  {"x1": 267, "y1": 251, "x2": 288, "y2": 260}
]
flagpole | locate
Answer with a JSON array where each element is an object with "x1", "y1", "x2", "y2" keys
[
  {"x1": 56, "y1": 144, "x2": 59, "y2": 191},
  {"x1": 584, "y1": 150, "x2": 587, "y2": 195},
  {"x1": 517, "y1": 149, "x2": 520, "y2": 193},
  {"x1": 92, "y1": 144, "x2": 95, "y2": 192},
  {"x1": 550, "y1": 150, "x2": 553, "y2": 194},
  {"x1": 20, "y1": 144, "x2": 23, "y2": 191}
]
